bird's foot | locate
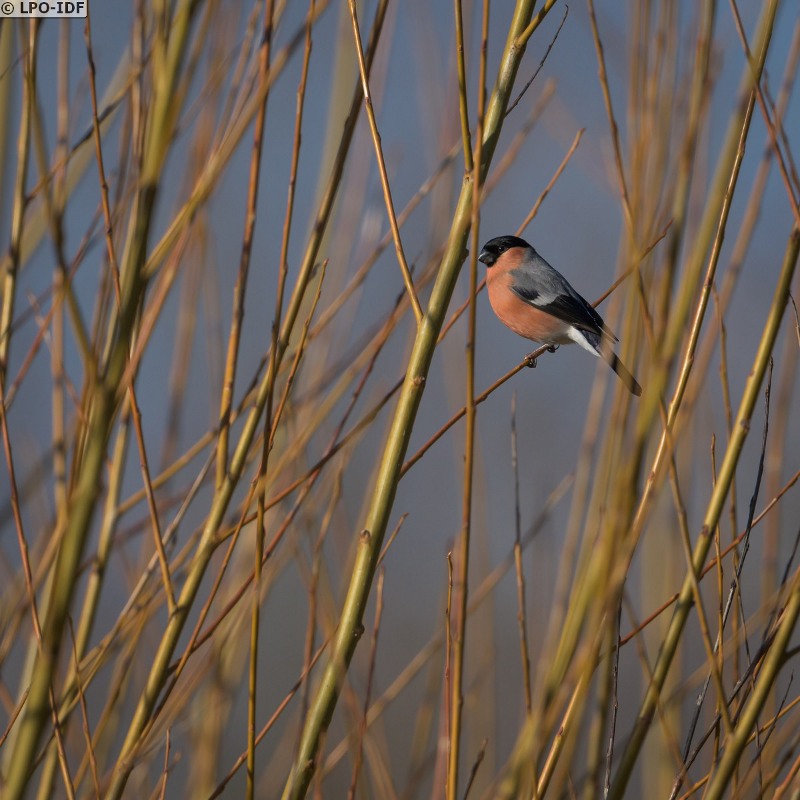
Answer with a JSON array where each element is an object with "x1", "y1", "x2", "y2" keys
[{"x1": 525, "y1": 344, "x2": 558, "y2": 367}]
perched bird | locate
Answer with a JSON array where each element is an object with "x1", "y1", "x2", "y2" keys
[{"x1": 478, "y1": 235, "x2": 642, "y2": 396}]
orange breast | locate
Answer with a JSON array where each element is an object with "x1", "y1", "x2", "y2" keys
[{"x1": 486, "y1": 268, "x2": 572, "y2": 344}]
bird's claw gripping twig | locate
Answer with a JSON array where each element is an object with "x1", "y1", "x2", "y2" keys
[{"x1": 525, "y1": 344, "x2": 558, "y2": 368}]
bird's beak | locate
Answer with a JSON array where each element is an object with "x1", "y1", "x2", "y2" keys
[{"x1": 478, "y1": 247, "x2": 492, "y2": 266}]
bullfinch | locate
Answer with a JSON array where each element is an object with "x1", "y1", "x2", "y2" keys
[{"x1": 478, "y1": 235, "x2": 642, "y2": 396}]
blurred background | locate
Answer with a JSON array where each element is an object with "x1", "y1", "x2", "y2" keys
[{"x1": 1, "y1": 0, "x2": 799, "y2": 797}]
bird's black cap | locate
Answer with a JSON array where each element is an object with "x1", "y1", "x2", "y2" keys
[{"x1": 477, "y1": 235, "x2": 532, "y2": 267}]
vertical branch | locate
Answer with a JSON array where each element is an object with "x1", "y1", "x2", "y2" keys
[
  {"x1": 51, "y1": 19, "x2": 70, "y2": 521},
  {"x1": 242, "y1": 3, "x2": 275, "y2": 797},
  {"x1": 444, "y1": 550, "x2": 454, "y2": 795},
  {"x1": 448, "y1": 0, "x2": 489, "y2": 796}
]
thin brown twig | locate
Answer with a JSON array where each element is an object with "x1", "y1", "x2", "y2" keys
[
  {"x1": 517, "y1": 128, "x2": 584, "y2": 235},
  {"x1": 728, "y1": 0, "x2": 800, "y2": 230},
  {"x1": 245, "y1": 3, "x2": 276, "y2": 795},
  {"x1": 586, "y1": 0, "x2": 633, "y2": 236},
  {"x1": 514, "y1": 0, "x2": 560, "y2": 51},
  {"x1": 444, "y1": 551, "x2": 454, "y2": 799},
  {"x1": 67, "y1": 620, "x2": 100, "y2": 798},
  {"x1": 158, "y1": 729, "x2": 171, "y2": 800},
  {"x1": 130, "y1": 394, "x2": 177, "y2": 614},
  {"x1": 536, "y1": 671, "x2": 587, "y2": 796},
  {"x1": 507, "y1": 1, "x2": 568, "y2": 115},
  {"x1": 603, "y1": 603, "x2": 622, "y2": 796},
  {"x1": 710, "y1": 432, "x2": 726, "y2": 766},
  {"x1": 347, "y1": 0, "x2": 423, "y2": 324},
  {"x1": 347, "y1": 567, "x2": 386, "y2": 799},
  {"x1": 463, "y1": 738, "x2": 488, "y2": 799},
  {"x1": 510, "y1": 393, "x2": 532, "y2": 713},
  {"x1": 789, "y1": 295, "x2": 800, "y2": 349},
  {"x1": 453, "y1": 0, "x2": 472, "y2": 173}
]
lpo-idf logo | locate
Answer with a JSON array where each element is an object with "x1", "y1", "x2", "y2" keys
[{"x1": 1, "y1": 1, "x2": 87, "y2": 16}]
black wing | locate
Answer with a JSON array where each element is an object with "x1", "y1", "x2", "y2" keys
[{"x1": 510, "y1": 281, "x2": 614, "y2": 340}]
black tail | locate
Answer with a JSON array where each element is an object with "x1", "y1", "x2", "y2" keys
[{"x1": 601, "y1": 347, "x2": 642, "y2": 396}]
